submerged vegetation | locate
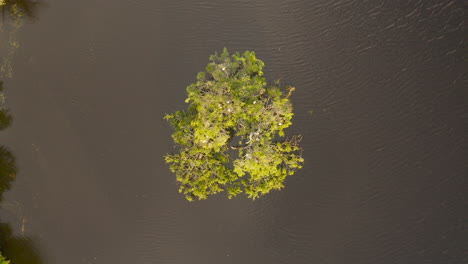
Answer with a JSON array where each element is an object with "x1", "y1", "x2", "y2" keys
[{"x1": 165, "y1": 48, "x2": 303, "y2": 201}]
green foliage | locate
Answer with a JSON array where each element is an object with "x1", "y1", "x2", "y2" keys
[
  {"x1": 165, "y1": 48, "x2": 303, "y2": 201},
  {"x1": 0, "y1": 252, "x2": 10, "y2": 264}
]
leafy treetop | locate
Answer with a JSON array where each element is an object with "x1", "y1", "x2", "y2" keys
[
  {"x1": 0, "y1": 253, "x2": 10, "y2": 264},
  {"x1": 165, "y1": 48, "x2": 303, "y2": 201}
]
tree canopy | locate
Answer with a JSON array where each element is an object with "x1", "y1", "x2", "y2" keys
[
  {"x1": 0, "y1": 252, "x2": 10, "y2": 264},
  {"x1": 165, "y1": 48, "x2": 303, "y2": 201}
]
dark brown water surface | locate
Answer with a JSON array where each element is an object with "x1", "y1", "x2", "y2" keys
[{"x1": 0, "y1": 0, "x2": 467, "y2": 263}]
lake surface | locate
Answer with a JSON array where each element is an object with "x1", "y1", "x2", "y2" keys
[{"x1": 0, "y1": 0, "x2": 467, "y2": 263}]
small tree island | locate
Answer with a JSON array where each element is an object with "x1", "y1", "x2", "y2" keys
[{"x1": 165, "y1": 49, "x2": 303, "y2": 201}]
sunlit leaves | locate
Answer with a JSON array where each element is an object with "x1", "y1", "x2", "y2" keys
[
  {"x1": 0, "y1": 252, "x2": 10, "y2": 264},
  {"x1": 166, "y1": 48, "x2": 303, "y2": 201}
]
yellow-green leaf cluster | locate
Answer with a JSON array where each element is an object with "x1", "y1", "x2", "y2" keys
[
  {"x1": 0, "y1": 251, "x2": 9, "y2": 264},
  {"x1": 165, "y1": 48, "x2": 303, "y2": 201}
]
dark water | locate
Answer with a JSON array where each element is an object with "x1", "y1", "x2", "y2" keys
[{"x1": 0, "y1": 0, "x2": 467, "y2": 263}]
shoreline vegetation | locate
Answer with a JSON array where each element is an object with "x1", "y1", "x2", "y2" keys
[
  {"x1": 0, "y1": 82, "x2": 43, "y2": 264},
  {"x1": 0, "y1": 81, "x2": 14, "y2": 264},
  {"x1": 165, "y1": 48, "x2": 303, "y2": 201},
  {"x1": 1, "y1": 3, "x2": 45, "y2": 262},
  {"x1": 0, "y1": 0, "x2": 43, "y2": 79}
]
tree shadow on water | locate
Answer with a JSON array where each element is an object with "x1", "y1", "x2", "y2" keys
[
  {"x1": 0, "y1": 81, "x2": 14, "y2": 203},
  {"x1": 0, "y1": 146, "x2": 15, "y2": 203},
  {"x1": 0, "y1": 81, "x2": 45, "y2": 263},
  {"x1": 0, "y1": 82, "x2": 12, "y2": 134},
  {"x1": 0, "y1": 146, "x2": 18, "y2": 264},
  {"x1": 0, "y1": 110, "x2": 12, "y2": 131}
]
